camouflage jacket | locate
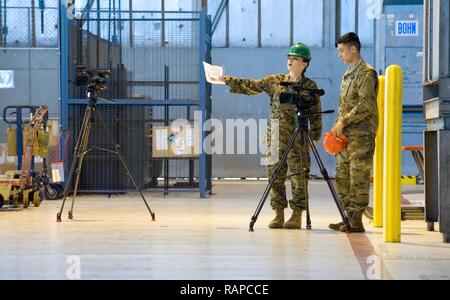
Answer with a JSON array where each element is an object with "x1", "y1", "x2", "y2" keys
[
  {"x1": 224, "y1": 74, "x2": 322, "y2": 142},
  {"x1": 337, "y1": 59, "x2": 379, "y2": 137}
]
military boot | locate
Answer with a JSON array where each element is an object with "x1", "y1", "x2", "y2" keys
[
  {"x1": 268, "y1": 208, "x2": 285, "y2": 229},
  {"x1": 329, "y1": 221, "x2": 345, "y2": 231},
  {"x1": 340, "y1": 210, "x2": 365, "y2": 232},
  {"x1": 283, "y1": 209, "x2": 303, "y2": 229},
  {"x1": 329, "y1": 211, "x2": 352, "y2": 231}
]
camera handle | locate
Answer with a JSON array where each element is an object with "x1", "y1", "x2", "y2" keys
[
  {"x1": 249, "y1": 108, "x2": 350, "y2": 232},
  {"x1": 87, "y1": 90, "x2": 116, "y2": 104}
]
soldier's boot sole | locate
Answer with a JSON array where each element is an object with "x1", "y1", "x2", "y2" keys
[
  {"x1": 283, "y1": 222, "x2": 302, "y2": 229},
  {"x1": 340, "y1": 210, "x2": 365, "y2": 232},
  {"x1": 340, "y1": 224, "x2": 365, "y2": 233}
]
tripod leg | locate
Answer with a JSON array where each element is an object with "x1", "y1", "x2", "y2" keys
[
  {"x1": 56, "y1": 107, "x2": 92, "y2": 222},
  {"x1": 297, "y1": 131, "x2": 311, "y2": 230},
  {"x1": 307, "y1": 134, "x2": 350, "y2": 231},
  {"x1": 115, "y1": 150, "x2": 156, "y2": 221},
  {"x1": 57, "y1": 154, "x2": 80, "y2": 222},
  {"x1": 82, "y1": 107, "x2": 156, "y2": 220},
  {"x1": 68, "y1": 116, "x2": 92, "y2": 220},
  {"x1": 305, "y1": 196, "x2": 312, "y2": 229},
  {"x1": 304, "y1": 170, "x2": 311, "y2": 230},
  {"x1": 249, "y1": 128, "x2": 300, "y2": 231}
]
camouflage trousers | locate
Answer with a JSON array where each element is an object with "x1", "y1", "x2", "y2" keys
[
  {"x1": 266, "y1": 122, "x2": 311, "y2": 210},
  {"x1": 335, "y1": 134, "x2": 376, "y2": 213}
]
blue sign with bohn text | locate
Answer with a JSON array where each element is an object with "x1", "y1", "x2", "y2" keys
[{"x1": 395, "y1": 20, "x2": 419, "y2": 36}]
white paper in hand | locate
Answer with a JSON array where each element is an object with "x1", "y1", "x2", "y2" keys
[{"x1": 203, "y1": 62, "x2": 225, "y2": 85}]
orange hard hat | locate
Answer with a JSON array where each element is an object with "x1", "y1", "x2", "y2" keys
[{"x1": 322, "y1": 131, "x2": 349, "y2": 155}]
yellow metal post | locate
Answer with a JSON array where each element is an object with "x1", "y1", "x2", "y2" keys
[
  {"x1": 373, "y1": 76, "x2": 385, "y2": 228},
  {"x1": 383, "y1": 65, "x2": 403, "y2": 243}
]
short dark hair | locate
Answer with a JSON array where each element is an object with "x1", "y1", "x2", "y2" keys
[{"x1": 335, "y1": 32, "x2": 361, "y2": 52}]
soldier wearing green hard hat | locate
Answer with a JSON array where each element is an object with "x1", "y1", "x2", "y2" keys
[
  {"x1": 287, "y1": 42, "x2": 312, "y2": 61},
  {"x1": 220, "y1": 43, "x2": 322, "y2": 230}
]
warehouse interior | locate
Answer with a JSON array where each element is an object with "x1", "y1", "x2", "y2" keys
[{"x1": 0, "y1": 0, "x2": 449, "y2": 280}]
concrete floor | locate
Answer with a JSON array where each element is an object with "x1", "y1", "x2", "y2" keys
[{"x1": 0, "y1": 181, "x2": 449, "y2": 280}]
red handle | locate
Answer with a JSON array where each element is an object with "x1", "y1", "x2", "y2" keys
[{"x1": 55, "y1": 129, "x2": 72, "y2": 162}]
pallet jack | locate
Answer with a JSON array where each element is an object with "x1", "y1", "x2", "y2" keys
[{"x1": 0, "y1": 105, "x2": 50, "y2": 208}]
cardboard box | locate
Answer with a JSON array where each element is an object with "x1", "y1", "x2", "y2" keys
[{"x1": 152, "y1": 125, "x2": 200, "y2": 158}]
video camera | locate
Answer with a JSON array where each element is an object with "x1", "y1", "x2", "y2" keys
[
  {"x1": 279, "y1": 81, "x2": 325, "y2": 110},
  {"x1": 75, "y1": 65, "x2": 111, "y2": 92}
]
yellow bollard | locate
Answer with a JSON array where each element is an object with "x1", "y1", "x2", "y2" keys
[
  {"x1": 383, "y1": 65, "x2": 403, "y2": 243},
  {"x1": 373, "y1": 76, "x2": 385, "y2": 228}
]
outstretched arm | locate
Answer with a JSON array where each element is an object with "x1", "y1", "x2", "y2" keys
[{"x1": 220, "y1": 75, "x2": 275, "y2": 96}]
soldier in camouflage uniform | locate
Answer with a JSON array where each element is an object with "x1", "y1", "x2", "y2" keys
[
  {"x1": 330, "y1": 33, "x2": 378, "y2": 233},
  {"x1": 220, "y1": 43, "x2": 322, "y2": 229}
]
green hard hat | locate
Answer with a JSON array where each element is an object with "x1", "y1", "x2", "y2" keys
[{"x1": 287, "y1": 43, "x2": 311, "y2": 61}]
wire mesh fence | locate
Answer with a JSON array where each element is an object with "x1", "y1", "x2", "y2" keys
[
  {"x1": 63, "y1": 8, "x2": 211, "y2": 194},
  {"x1": 68, "y1": 11, "x2": 201, "y2": 102},
  {"x1": 67, "y1": 104, "x2": 200, "y2": 192},
  {"x1": 0, "y1": 0, "x2": 59, "y2": 48}
]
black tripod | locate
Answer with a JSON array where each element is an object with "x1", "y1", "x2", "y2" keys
[
  {"x1": 249, "y1": 108, "x2": 349, "y2": 232},
  {"x1": 56, "y1": 91, "x2": 156, "y2": 222}
]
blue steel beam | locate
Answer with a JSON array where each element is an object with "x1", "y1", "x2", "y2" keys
[
  {"x1": 384, "y1": 0, "x2": 423, "y2": 5},
  {"x1": 84, "y1": 18, "x2": 199, "y2": 21},
  {"x1": 199, "y1": 7, "x2": 212, "y2": 198},
  {"x1": 66, "y1": 99, "x2": 201, "y2": 106},
  {"x1": 199, "y1": 8, "x2": 207, "y2": 198},
  {"x1": 59, "y1": 3, "x2": 70, "y2": 180}
]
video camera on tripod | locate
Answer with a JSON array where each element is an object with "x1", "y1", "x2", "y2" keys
[
  {"x1": 75, "y1": 65, "x2": 111, "y2": 95},
  {"x1": 249, "y1": 83, "x2": 350, "y2": 232},
  {"x1": 74, "y1": 65, "x2": 113, "y2": 103},
  {"x1": 279, "y1": 82, "x2": 325, "y2": 111},
  {"x1": 56, "y1": 66, "x2": 155, "y2": 222}
]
